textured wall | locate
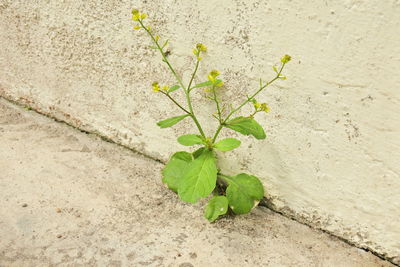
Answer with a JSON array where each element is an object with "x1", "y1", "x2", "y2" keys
[{"x1": 1, "y1": 0, "x2": 399, "y2": 263}]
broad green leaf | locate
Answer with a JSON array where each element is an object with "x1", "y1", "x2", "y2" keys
[
  {"x1": 223, "y1": 173, "x2": 264, "y2": 214},
  {"x1": 192, "y1": 147, "x2": 206, "y2": 158},
  {"x1": 225, "y1": 116, "x2": 266, "y2": 139},
  {"x1": 178, "y1": 149, "x2": 217, "y2": 203},
  {"x1": 204, "y1": 196, "x2": 229, "y2": 222},
  {"x1": 168, "y1": 84, "x2": 180, "y2": 93},
  {"x1": 214, "y1": 138, "x2": 241, "y2": 152},
  {"x1": 177, "y1": 134, "x2": 204, "y2": 146},
  {"x1": 157, "y1": 114, "x2": 189, "y2": 128},
  {"x1": 162, "y1": 151, "x2": 193, "y2": 192}
]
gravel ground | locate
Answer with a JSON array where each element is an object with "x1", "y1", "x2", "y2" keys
[{"x1": 0, "y1": 98, "x2": 394, "y2": 267}]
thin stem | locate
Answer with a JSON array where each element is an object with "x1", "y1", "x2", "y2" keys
[
  {"x1": 139, "y1": 20, "x2": 185, "y2": 90},
  {"x1": 139, "y1": 19, "x2": 206, "y2": 138},
  {"x1": 160, "y1": 91, "x2": 190, "y2": 114},
  {"x1": 185, "y1": 58, "x2": 206, "y2": 137},
  {"x1": 187, "y1": 59, "x2": 200, "y2": 91},
  {"x1": 211, "y1": 63, "x2": 287, "y2": 143},
  {"x1": 211, "y1": 84, "x2": 222, "y2": 123}
]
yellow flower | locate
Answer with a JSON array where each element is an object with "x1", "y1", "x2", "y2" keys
[
  {"x1": 261, "y1": 103, "x2": 270, "y2": 113},
  {"x1": 155, "y1": 35, "x2": 160, "y2": 41},
  {"x1": 210, "y1": 70, "x2": 220, "y2": 77},
  {"x1": 133, "y1": 25, "x2": 141, "y2": 30},
  {"x1": 131, "y1": 9, "x2": 139, "y2": 15},
  {"x1": 197, "y1": 56, "x2": 202, "y2": 61},
  {"x1": 193, "y1": 48, "x2": 199, "y2": 56},
  {"x1": 152, "y1": 82, "x2": 160, "y2": 92},
  {"x1": 208, "y1": 70, "x2": 221, "y2": 83},
  {"x1": 196, "y1": 43, "x2": 207, "y2": 52},
  {"x1": 162, "y1": 85, "x2": 169, "y2": 91},
  {"x1": 254, "y1": 102, "x2": 261, "y2": 109},
  {"x1": 215, "y1": 80, "x2": 224, "y2": 87},
  {"x1": 280, "y1": 54, "x2": 291, "y2": 64},
  {"x1": 132, "y1": 14, "x2": 140, "y2": 21},
  {"x1": 141, "y1": 13, "x2": 147, "y2": 19}
]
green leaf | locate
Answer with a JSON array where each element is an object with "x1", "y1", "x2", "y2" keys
[
  {"x1": 162, "y1": 151, "x2": 193, "y2": 192},
  {"x1": 191, "y1": 79, "x2": 222, "y2": 89},
  {"x1": 214, "y1": 138, "x2": 241, "y2": 152},
  {"x1": 191, "y1": 80, "x2": 213, "y2": 89},
  {"x1": 157, "y1": 114, "x2": 189, "y2": 128},
  {"x1": 177, "y1": 134, "x2": 204, "y2": 146},
  {"x1": 162, "y1": 39, "x2": 169, "y2": 49},
  {"x1": 204, "y1": 196, "x2": 229, "y2": 222},
  {"x1": 178, "y1": 149, "x2": 217, "y2": 203},
  {"x1": 168, "y1": 84, "x2": 180, "y2": 93},
  {"x1": 224, "y1": 116, "x2": 266, "y2": 139},
  {"x1": 223, "y1": 173, "x2": 264, "y2": 214},
  {"x1": 192, "y1": 147, "x2": 206, "y2": 159}
]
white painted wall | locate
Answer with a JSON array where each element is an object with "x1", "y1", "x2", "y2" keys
[{"x1": 0, "y1": 0, "x2": 399, "y2": 263}]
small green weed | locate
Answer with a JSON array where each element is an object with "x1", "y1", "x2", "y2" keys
[{"x1": 132, "y1": 9, "x2": 291, "y2": 222}]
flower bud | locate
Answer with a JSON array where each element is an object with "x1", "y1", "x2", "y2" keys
[
  {"x1": 152, "y1": 82, "x2": 160, "y2": 92},
  {"x1": 196, "y1": 43, "x2": 207, "y2": 52},
  {"x1": 280, "y1": 54, "x2": 291, "y2": 64}
]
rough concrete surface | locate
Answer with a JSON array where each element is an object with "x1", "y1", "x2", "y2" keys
[
  {"x1": 0, "y1": 99, "x2": 395, "y2": 267},
  {"x1": 0, "y1": 0, "x2": 399, "y2": 263}
]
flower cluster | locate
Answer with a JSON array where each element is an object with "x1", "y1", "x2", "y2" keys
[
  {"x1": 252, "y1": 99, "x2": 270, "y2": 113},
  {"x1": 193, "y1": 43, "x2": 207, "y2": 61},
  {"x1": 152, "y1": 82, "x2": 169, "y2": 92},
  {"x1": 207, "y1": 70, "x2": 224, "y2": 87},
  {"x1": 132, "y1": 9, "x2": 148, "y2": 30}
]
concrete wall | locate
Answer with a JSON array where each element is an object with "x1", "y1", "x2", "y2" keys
[{"x1": 1, "y1": 0, "x2": 399, "y2": 263}]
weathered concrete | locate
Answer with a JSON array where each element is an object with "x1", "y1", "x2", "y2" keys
[
  {"x1": 0, "y1": 0, "x2": 399, "y2": 263},
  {"x1": 0, "y1": 99, "x2": 395, "y2": 266}
]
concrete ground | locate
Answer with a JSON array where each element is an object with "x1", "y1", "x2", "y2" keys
[{"x1": 0, "y1": 98, "x2": 394, "y2": 267}]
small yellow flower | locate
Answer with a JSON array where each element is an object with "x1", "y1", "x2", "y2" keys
[
  {"x1": 141, "y1": 13, "x2": 147, "y2": 19},
  {"x1": 281, "y1": 54, "x2": 291, "y2": 64},
  {"x1": 152, "y1": 82, "x2": 160, "y2": 92},
  {"x1": 133, "y1": 25, "x2": 141, "y2": 30},
  {"x1": 193, "y1": 48, "x2": 199, "y2": 56},
  {"x1": 208, "y1": 70, "x2": 221, "y2": 83},
  {"x1": 254, "y1": 102, "x2": 261, "y2": 109},
  {"x1": 132, "y1": 14, "x2": 140, "y2": 21},
  {"x1": 197, "y1": 56, "x2": 202, "y2": 61},
  {"x1": 215, "y1": 80, "x2": 224, "y2": 87},
  {"x1": 155, "y1": 35, "x2": 160, "y2": 41},
  {"x1": 131, "y1": 9, "x2": 139, "y2": 15},
  {"x1": 162, "y1": 85, "x2": 169, "y2": 91},
  {"x1": 261, "y1": 103, "x2": 270, "y2": 113},
  {"x1": 196, "y1": 43, "x2": 207, "y2": 52},
  {"x1": 210, "y1": 70, "x2": 220, "y2": 77}
]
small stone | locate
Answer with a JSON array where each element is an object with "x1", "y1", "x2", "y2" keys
[
  {"x1": 56, "y1": 208, "x2": 61, "y2": 213},
  {"x1": 22, "y1": 203, "x2": 28, "y2": 207},
  {"x1": 57, "y1": 234, "x2": 62, "y2": 238}
]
